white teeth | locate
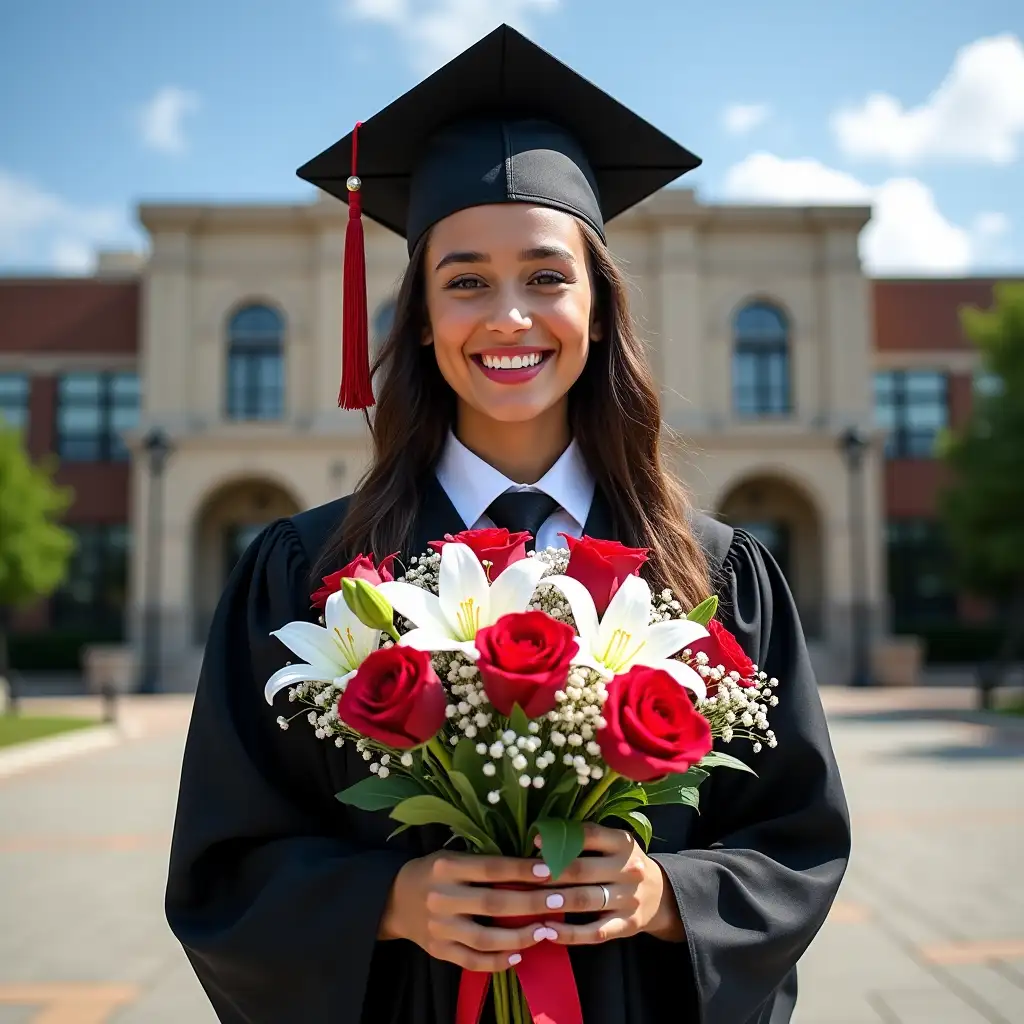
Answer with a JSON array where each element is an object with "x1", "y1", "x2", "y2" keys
[{"x1": 481, "y1": 352, "x2": 544, "y2": 370}]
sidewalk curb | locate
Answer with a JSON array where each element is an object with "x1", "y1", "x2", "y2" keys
[{"x1": 0, "y1": 724, "x2": 121, "y2": 780}]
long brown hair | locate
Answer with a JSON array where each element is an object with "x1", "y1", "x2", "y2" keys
[{"x1": 313, "y1": 221, "x2": 711, "y2": 609}]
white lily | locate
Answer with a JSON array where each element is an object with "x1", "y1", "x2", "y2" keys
[
  {"x1": 541, "y1": 573, "x2": 710, "y2": 699},
  {"x1": 376, "y1": 542, "x2": 549, "y2": 658},
  {"x1": 264, "y1": 589, "x2": 381, "y2": 704}
]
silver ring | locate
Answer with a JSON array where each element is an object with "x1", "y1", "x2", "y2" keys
[{"x1": 599, "y1": 884, "x2": 610, "y2": 910}]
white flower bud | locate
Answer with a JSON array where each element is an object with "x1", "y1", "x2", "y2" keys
[
  {"x1": 516, "y1": 736, "x2": 529, "y2": 750},
  {"x1": 475, "y1": 712, "x2": 490, "y2": 728},
  {"x1": 533, "y1": 776, "x2": 545, "y2": 789},
  {"x1": 568, "y1": 734, "x2": 583, "y2": 747},
  {"x1": 445, "y1": 705, "x2": 457, "y2": 719},
  {"x1": 464, "y1": 725, "x2": 478, "y2": 738},
  {"x1": 752, "y1": 742, "x2": 762, "y2": 754},
  {"x1": 512, "y1": 754, "x2": 528, "y2": 771},
  {"x1": 459, "y1": 664, "x2": 477, "y2": 678},
  {"x1": 335, "y1": 736, "x2": 344, "y2": 747},
  {"x1": 503, "y1": 730, "x2": 517, "y2": 744},
  {"x1": 489, "y1": 742, "x2": 505, "y2": 758},
  {"x1": 483, "y1": 762, "x2": 496, "y2": 777},
  {"x1": 586, "y1": 741, "x2": 600, "y2": 756},
  {"x1": 314, "y1": 728, "x2": 325, "y2": 739},
  {"x1": 590, "y1": 766, "x2": 603, "y2": 779},
  {"x1": 458, "y1": 701, "x2": 471, "y2": 715},
  {"x1": 449, "y1": 736, "x2": 458, "y2": 745},
  {"x1": 563, "y1": 753, "x2": 576, "y2": 766},
  {"x1": 476, "y1": 742, "x2": 488, "y2": 755},
  {"x1": 528, "y1": 722, "x2": 540, "y2": 734},
  {"x1": 488, "y1": 791, "x2": 501, "y2": 804},
  {"x1": 276, "y1": 716, "x2": 289, "y2": 730},
  {"x1": 378, "y1": 766, "x2": 390, "y2": 779},
  {"x1": 369, "y1": 762, "x2": 380, "y2": 774},
  {"x1": 519, "y1": 775, "x2": 531, "y2": 788},
  {"x1": 551, "y1": 732, "x2": 566, "y2": 747},
  {"x1": 307, "y1": 712, "x2": 318, "y2": 725},
  {"x1": 401, "y1": 752, "x2": 414, "y2": 767},
  {"x1": 594, "y1": 717, "x2": 607, "y2": 730}
]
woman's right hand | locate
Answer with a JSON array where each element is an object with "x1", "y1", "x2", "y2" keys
[{"x1": 378, "y1": 851, "x2": 557, "y2": 972}]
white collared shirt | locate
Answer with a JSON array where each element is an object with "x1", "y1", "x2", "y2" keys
[{"x1": 435, "y1": 431, "x2": 595, "y2": 550}]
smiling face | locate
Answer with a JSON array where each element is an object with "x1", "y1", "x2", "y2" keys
[{"x1": 423, "y1": 203, "x2": 600, "y2": 429}]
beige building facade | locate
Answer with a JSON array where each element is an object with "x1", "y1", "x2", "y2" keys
[{"x1": 130, "y1": 189, "x2": 886, "y2": 689}]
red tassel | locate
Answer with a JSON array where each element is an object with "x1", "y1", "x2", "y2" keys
[{"x1": 339, "y1": 122, "x2": 373, "y2": 410}]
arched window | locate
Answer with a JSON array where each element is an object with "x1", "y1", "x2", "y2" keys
[
  {"x1": 732, "y1": 301, "x2": 791, "y2": 417},
  {"x1": 227, "y1": 304, "x2": 284, "y2": 420}
]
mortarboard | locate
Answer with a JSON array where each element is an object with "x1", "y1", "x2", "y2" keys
[{"x1": 298, "y1": 24, "x2": 701, "y2": 410}]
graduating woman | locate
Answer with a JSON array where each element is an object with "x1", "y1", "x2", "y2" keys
[{"x1": 166, "y1": 25, "x2": 850, "y2": 1024}]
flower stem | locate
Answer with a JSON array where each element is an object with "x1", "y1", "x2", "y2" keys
[
  {"x1": 493, "y1": 970, "x2": 511, "y2": 1024},
  {"x1": 427, "y1": 736, "x2": 453, "y2": 772},
  {"x1": 510, "y1": 972, "x2": 526, "y2": 1024},
  {"x1": 573, "y1": 770, "x2": 619, "y2": 821}
]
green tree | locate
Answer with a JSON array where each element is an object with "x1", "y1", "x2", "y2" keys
[
  {"x1": 0, "y1": 424, "x2": 76, "y2": 701},
  {"x1": 939, "y1": 282, "x2": 1024, "y2": 708}
]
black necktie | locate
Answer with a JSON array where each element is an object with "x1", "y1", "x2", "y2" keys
[{"x1": 486, "y1": 491, "x2": 560, "y2": 551}]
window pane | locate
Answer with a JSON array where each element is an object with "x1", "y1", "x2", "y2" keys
[
  {"x1": 230, "y1": 304, "x2": 284, "y2": 339},
  {"x1": 735, "y1": 303, "x2": 787, "y2": 343},
  {"x1": 0, "y1": 372, "x2": 29, "y2": 431},
  {"x1": 59, "y1": 373, "x2": 102, "y2": 400}
]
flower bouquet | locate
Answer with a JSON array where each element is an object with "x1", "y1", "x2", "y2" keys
[{"x1": 265, "y1": 529, "x2": 779, "y2": 1024}]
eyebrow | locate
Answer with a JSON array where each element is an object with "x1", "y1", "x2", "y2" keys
[{"x1": 433, "y1": 244, "x2": 578, "y2": 271}]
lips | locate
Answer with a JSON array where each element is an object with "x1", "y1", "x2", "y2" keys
[{"x1": 470, "y1": 349, "x2": 553, "y2": 384}]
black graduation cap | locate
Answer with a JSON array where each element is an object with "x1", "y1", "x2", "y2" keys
[{"x1": 298, "y1": 23, "x2": 701, "y2": 410}]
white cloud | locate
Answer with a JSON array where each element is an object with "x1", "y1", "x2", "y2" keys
[
  {"x1": 341, "y1": 0, "x2": 558, "y2": 74},
  {"x1": 139, "y1": 86, "x2": 201, "y2": 155},
  {"x1": 720, "y1": 151, "x2": 1008, "y2": 275},
  {"x1": 971, "y1": 211, "x2": 1010, "y2": 238},
  {"x1": 723, "y1": 103, "x2": 771, "y2": 135},
  {"x1": 0, "y1": 168, "x2": 129, "y2": 273},
  {"x1": 831, "y1": 33, "x2": 1024, "y2": 165}
]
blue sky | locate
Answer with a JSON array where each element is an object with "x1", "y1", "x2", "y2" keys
[{"x1": 1, "y1": 0, "x2": 1021, "y2": 276}]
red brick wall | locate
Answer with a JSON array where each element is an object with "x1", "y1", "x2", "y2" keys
[
  {"x1": 873, "y1": 279, "x2": 1020, "y2": 353},
  {"x1": 0, "y1": 280, "x2": 138, "y2": 354}
]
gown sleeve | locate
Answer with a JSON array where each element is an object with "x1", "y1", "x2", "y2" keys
[
  {"x1": 650, "y1": 528, "x2": 851, "y2": 1024},
  {"x1": 164, "y1": 518, "x2": 413, "y2": 1023}
]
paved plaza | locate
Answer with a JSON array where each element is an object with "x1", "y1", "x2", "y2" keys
[{"x1": 0, "y1": 686, "x2": 1022, "y2": 1023}]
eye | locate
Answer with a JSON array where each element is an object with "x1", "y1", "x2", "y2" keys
[
  {"x1": 530, "y1": 271, "x2": 568, "y2": 286},
  {"x1": 445, "y1": 275, "x2": 487, "y2": 290}
]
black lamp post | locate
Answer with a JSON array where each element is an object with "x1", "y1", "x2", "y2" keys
[
  {"x1": 838, "y1": 426, "x2": 872, "y2": 687},
  {"x1": 139, "y1": 427, "x2": 173, "y2": 693}
]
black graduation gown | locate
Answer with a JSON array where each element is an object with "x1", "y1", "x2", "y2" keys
[{"x1": 165, "y1": 479, "x2": 850, "y2": 1023}]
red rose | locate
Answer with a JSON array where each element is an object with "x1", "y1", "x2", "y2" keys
[
  {"x1": 561, "y1": 535, "x2": 649, "y2": 616},
  {"x1": 429, "y1": 528, "x2": 530, "y2": 578},
  {"x1": 687, "y1": 619, "x2": 756, "y2": 685},
  {"x1": 337, "y1": 646, "x2": 446, "y2": 749},
  {"x1": 597, "y1": 665, "x2": 712, "y2": 782},
  {"x1": 476, "y1": 611, "x2": 577, "y2": 718},
  {"x1": 311, "y1": 553, "x2": 397, "y2": 610}
]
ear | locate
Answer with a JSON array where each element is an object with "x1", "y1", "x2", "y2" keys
[
  {"x1": 421, "y1": 325, "x2": 434, "y2": 347},
  {"x1": 589, "y1": 307, "x2": 604, "y2": 343}
]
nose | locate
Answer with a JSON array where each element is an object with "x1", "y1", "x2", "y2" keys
[{"x1": 484, "y1": 304, "x2": 533, "y2": 336}]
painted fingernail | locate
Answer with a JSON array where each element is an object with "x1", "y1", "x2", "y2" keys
[
  {"x1": 508, "y1": 953, "x2": 522, "y2": 966},
  {"x1": 533, "y1": 834, "x2": 542, "y2": 848},
  {"x1": 545, "y1": 893, "x2": 564, "y2": 910},
  {"x1": 533, "y1": 926, "x2": 548, "y2": 942},
  {"x1": 544, "y1": 927, "x2": 559, "y2": 940},
  {"x1": 532, "y1": 863, "x2": 551, "y2": 878}
]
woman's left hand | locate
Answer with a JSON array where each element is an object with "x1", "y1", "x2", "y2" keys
[{"x1": 535, "y1": 822, "x2": 685, "y2": 945}]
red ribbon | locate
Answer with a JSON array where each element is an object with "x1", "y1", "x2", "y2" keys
[{"x1": 455, "y1": 885, "x2": 583, "y2": 1024}]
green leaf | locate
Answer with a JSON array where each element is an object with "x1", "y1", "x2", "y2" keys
[
  {"x1": 605, "y1": 810, "x2": 653, "y2": 849},
  {"x1": 335, "y1": 774, "x2": 425, "y2": 811},
  {"x1": 686, "y1": 596, "x2": 719, "y2": 627},
  {"x1": 698, "y1": 750, "x2": 757, "y2": 776},
  {"x1": 509, "y1": 703, "x2": 531, "y2": 736},
  {"x1": 642, "y1": 768, "x2": 709, "y2": 806},
  {"x1": 448, "y1": 769, "x2": 487, "y2": 827},
  {"x1": 452, "y1": 739, "x2": 487, "y2": 797},
  {"x1": 536, "y1": 769, "x2": 581, "y2": 821},
  {"x1": 598, "y1": 795, "x2": 647, "y2": 820},
  {"x1": 387, "y1": 822, "x2": 413, "y2": 841},
  {"x1": 534, "y1": 818, "x2": 585, "y2": 880},
  {"x1": 390, "y1": 795, "x2": 500, "y2": 853}
]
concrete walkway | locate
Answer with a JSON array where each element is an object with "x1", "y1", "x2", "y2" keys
[{"x1": 0, "y1": 688, "x2": 1021, "y2": 1023}]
